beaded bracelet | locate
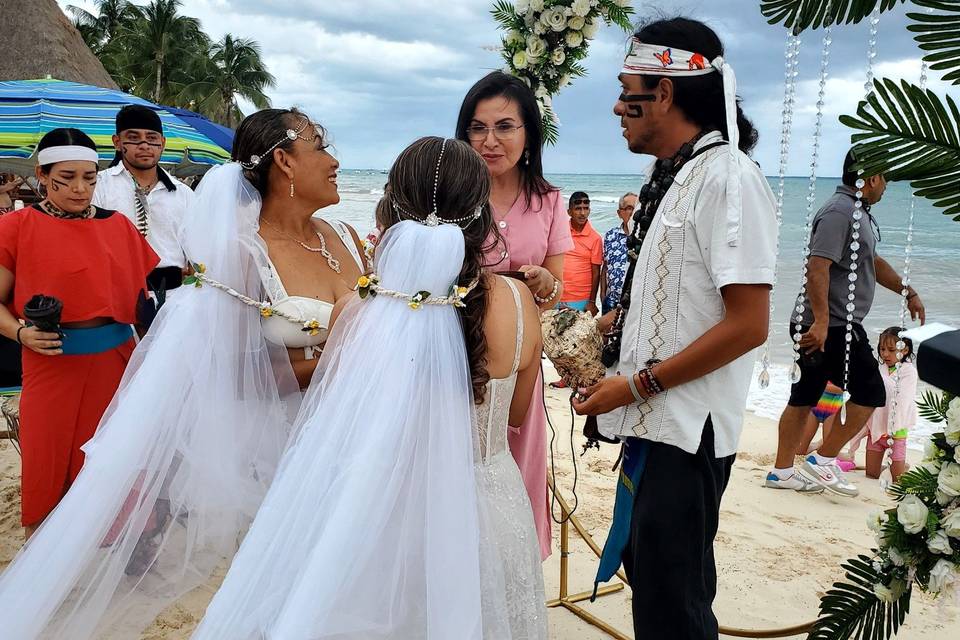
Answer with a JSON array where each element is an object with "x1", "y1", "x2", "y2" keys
[
  {"x1": 637, "y1": 367, "x2": 664, "y2": 397},
  {"x1": 534, "y1": 277, "x2": 560, "y2": 305}
]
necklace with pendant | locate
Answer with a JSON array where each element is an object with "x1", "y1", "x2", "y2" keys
[{"x1": 261, "y1": 218, "x2": 341, "y2": 273}]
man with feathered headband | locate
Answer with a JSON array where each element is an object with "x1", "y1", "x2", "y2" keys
[{"x1": 574, "y1": 17, "x2": 778, "y2": 638}]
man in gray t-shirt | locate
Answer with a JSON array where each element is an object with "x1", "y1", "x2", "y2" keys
[{"x1": 766, "y1": 150, "x2": 927, "y2": 498}]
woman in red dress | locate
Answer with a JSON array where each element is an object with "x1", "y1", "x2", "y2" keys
[{"x1": 0, "y1": 128, "x2": 158, "y2": 537}]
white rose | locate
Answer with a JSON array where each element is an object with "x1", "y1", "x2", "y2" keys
[
  {"x1": 568, "y1": 16, "x2": 586, "y2": 30},
  {"x1": 505, "y1": 30, "x2": 524, "y2": 46},
  {"x1": 565, "y1": 30, "x2": 584, "y2": 48},
  {"x1": 888, "y1": 547, "x2": 906, "y2": 567},
  {"x1": 533, "y1": 21, "x2": 547, "y2": 35},
  {"x1": 582, "y1": 19, "x2": 600, "y2": 39},
  {"x1": 534, "y1": 84, "x2": 549, "y2": 100},
  {"x1": 551, "y1": 48, "x2": 566, "y2": 65},
  {"x1": 526, "y1": 35, "x2": 547, "y2": 59},
  {"x1": 946, "y1": 402, "x2": 960, "y2": 445},
  {"x1": 943, "y1": 509, "x2": 960, "y2": 537},
  {"x1": 938, "y1": 489, "x2": 954, "y2": 506},
  {"x1": 558, "y1": 73, "x2": 571, "y2": 88},
  {"x1": 571, "y1": 0, "x2": 592, "y2": 17},
  {"x1": 873, "y1": 583, "x2": 894, "y2": 603},
  {"x1": 939, "y1": 462, "x2": 960, "y2": 499},
  {"x1": 897, "y1": 495, "x2": 929, "y2": 535},
  {"x1": 928, "y1": 529, "x2": 954, "y2": 554},
  {"x1": 923, "y1": 439, "x2": 941, "y2": 461},
  {"x1": 929, "y1": 559, "x2": 959, "y2": 594},
  {"x1": 867, "y1": 510, "x2": 885, "y2": 533},
  {"x1": 543, "y1": 8, "x2": 568, "y2": 32},
  {"x1": 530, "y1": 0, "x2": 544, "y2": 11},
  {"x1": 515, "y1": 0, "x2": 530, "y2": 13},
  {"x1": 512, "y1": 50, "x2": 529, "y2": 70}
]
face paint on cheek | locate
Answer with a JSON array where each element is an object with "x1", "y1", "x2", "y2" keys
[
  {"x1": 50, "y1": 177, "x2": 70, "y2": 191},
  {"x1": 626, "y1": 104, "x2": 645, "y2": 119}
]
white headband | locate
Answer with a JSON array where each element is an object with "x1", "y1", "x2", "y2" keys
[
  {"x1": 623, "y1": 39, "x2": 743, "y2": 246},
  {"x1": 37, "y1": 145, "x2": 100, "y2": 166}
]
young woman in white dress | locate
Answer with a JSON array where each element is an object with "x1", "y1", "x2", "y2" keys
[
  {"x1": 0, "y1": 109, "x2": 366, "y2": 640},
  {"x1": 192, "y1": 136, "x2": 547, "y2": 639}
]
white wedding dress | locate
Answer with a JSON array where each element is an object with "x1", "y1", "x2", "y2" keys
[{"x1": 474, "y1": 277, "x2": 548, "y2": 640}]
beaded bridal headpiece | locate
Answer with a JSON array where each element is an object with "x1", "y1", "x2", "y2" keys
[
  {"x1": 238, "y1": 116, "x2": 322, "y2": 170},
  {"x1": 390, "y1": 138, "x2": 482, "y2": 228}
]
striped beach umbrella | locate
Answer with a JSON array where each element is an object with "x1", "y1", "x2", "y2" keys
[{"x1": 0, "y1": 78, "x2": 230, "y2": 174}]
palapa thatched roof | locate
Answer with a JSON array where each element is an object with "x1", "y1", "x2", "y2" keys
[{"x1": 0, "y1": 0, "x2": 118, "y2": 89}]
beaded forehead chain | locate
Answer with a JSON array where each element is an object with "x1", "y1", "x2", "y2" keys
[
  {"x1": 239, "y1": 116, "x2": 322, "y2": 170},
  {"x1": 390, "y1": 138, "x2": 482, "y2": 228}
]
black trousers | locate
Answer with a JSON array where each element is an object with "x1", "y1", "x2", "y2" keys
[
  {"x1": 622, "y1": 417, "x2": 735, "y2": 640},
  {"x1": 0, "y1": 334, "x2": 21, "y2": 387}
]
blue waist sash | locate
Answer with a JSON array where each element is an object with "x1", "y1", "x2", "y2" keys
[
  {"x1": 592, "y1": 437, "x2": 650, "y2": 600},
  {"x1": 60, "y1": 323, "x2": 133, "y2": 356}
]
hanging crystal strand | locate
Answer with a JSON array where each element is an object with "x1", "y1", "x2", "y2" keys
[
  {"x1": 790, "y1": 25, "x2": 833, "y2": 386},
  {"x1": 887, "y1": 36, "x2": 929, "y2": 439},
  {"x1": 841, "y1": 7, "x2": 882, "y2": 425},
  {"x1": 758, "y1": 32, "x2": 802, "y2": 389}
]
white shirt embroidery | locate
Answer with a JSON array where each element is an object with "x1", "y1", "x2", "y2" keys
[
  {"x1": 92, "y1": 163, "x2": 194, "y2": 269},
  {"x1": 597, "y1": 132, "x2": 778, "y2": 457}
]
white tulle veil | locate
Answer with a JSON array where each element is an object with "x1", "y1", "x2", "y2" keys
[
  {"x1": 0, "y1": 163, "x2": 301, "y2": 639},
  {"x1": 191, "y1": 219, "x2": 483, "y2": 640}
]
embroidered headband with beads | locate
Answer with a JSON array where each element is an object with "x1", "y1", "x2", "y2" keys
[
  {"x1": 239, "y1": 116, "x2": 322, "y2": 170},
  {"x1": 622, "y1": 38, "x2": 743, "y2": 247}
]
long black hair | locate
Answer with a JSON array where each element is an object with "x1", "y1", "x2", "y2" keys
[
  {"x1": 37, "y1": 128, "x2": 98, "y2": 174},
  {"x1": 635, "y1": 17, "x2": 759, "y2": 154},
  {"x1": 455, "y1": 71, "x2": 555, "y2": 209}
]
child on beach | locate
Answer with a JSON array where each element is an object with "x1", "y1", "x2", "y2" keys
[{"x1": 844, "y1": 327, "x2": 918, "y2": 482}]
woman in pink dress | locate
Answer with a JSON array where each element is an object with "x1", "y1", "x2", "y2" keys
[{"x1": 457, "y1": 72, "x2": 573, "y2": 559}]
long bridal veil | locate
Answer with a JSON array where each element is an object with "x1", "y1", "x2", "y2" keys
[
  {"x1": 192, "y1": 220, "x2": 483, "y2": 640},
  {"x1": 0, "y1": 164, "x2": 300, "y2": 639}
]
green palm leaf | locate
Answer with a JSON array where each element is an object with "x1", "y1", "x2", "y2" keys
[
  {"x1": 907, "y1": 0, "x2": 960, "y2": 85},
  {"x1": 808, "y1": 555, "x2": 911, "y2": 640},
  {"x1": 760, "y1": 0, "x2": 905, "y2": 33},
  {"x1": 917, "y1": 389, "x2": 953, "y2": 422},
  {"x1": 840, "y1": 78, "x2": 960, "y2": 219}
]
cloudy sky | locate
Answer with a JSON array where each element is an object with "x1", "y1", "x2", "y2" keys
[{"x1": 61, "y1": 0, "x2": 949, "y2": 175}]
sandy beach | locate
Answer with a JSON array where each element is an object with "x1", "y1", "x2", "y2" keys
[{"x1": 2, "y1": 370, "x2": 959, "y2": 639}]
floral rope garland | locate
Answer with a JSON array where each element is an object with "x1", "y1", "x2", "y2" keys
[
  {"x1": 357, "y1": 274, "x2": 476, "y2": 310},
  {"x1": 492, "y1": 0, "x2": 634, "y2": 144},
  {"x1": 182, "y1": 263, "x2": 325, "y2": 336}
]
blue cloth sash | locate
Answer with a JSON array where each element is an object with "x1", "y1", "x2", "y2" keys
[
  {"x1": 60, "y1": 323, "x2": 133, "y2": 356},
  {"x1": 592, "y1": 437, "x2": 650, "y2": 600},
  {"x1": 557, "y1": 300, "x2": 589, "y2": 311}
]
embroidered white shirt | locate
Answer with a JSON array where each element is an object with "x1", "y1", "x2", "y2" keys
[
  {"x1": 92, "y1": 163, "x2": 194, "y2": 269},
  {"x1": 597, "y1": 132, "x2": 778, "y2": 457}
]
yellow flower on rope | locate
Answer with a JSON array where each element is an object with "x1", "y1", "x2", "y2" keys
[
  {"x1": 457, "y1": 286, "x2": 468, "y2": 297},
  {"x1": 358, "y1": 275, "x2": 371, "y2": 288},
  {"x1": 260, "y1": 306, "x2": 274, "y2": 318},
  {"x1": 303, "y1": 319, "x2": 322, "y2": 336},
  {"x1": 408, "y1": 300, "x2": 422, "y2": 310}
]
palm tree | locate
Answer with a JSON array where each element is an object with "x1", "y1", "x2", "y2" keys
[
  {"x1": 178, "y1": 35, "x2": 276, "y2": 127},
  {"x1": 67, "y1": 0, "x2": 139, "y2": 54},
  {"x1": 117, "y1": 0, "x2": 207, "y2": 103}
]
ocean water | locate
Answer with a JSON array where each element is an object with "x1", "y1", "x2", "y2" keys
[{"x1": 329, "y1": 171, "x2": 959, "y2": 449}]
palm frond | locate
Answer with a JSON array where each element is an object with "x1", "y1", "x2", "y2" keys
[
  {"x1": 808, "y1": 555, "x2": 911, "y2": 640},
  {"x1": 917, "y1": 389, "x2": 951, "y2": 422},
  {"x1": 840, "y1": 78, "x2": 960, "y2": 219},
  {"x1": 908, "y1": 0, "x2": 960, "y2": 85},
  {"x1": 760, "y1": 0, "x2": 906, "y2": 33},
  {"x1": 491, "y1": 1, "x2": 525, "y2": 31},
  {"x1": 602, "y1": 1, "x2": 635, "y2": 31},
  {"x1": 886, "y1": 466, "x2": 940, "y2": 500}
]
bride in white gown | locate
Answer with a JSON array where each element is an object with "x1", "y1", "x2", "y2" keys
[
  {"x1": 192, "y1": 136, "x2": 547, "y2": 640},
  {"x1": 0, "y1": 109, "x2": 365, "y2": 639}
]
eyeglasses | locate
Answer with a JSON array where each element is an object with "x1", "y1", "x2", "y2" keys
[{"x1": 465, "y1": 123, "x2": 525, "y2": 142}]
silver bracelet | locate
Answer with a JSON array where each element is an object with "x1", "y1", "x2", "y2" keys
[
  {"x1": 534, "y1": 278, "x2": 559, "y2": 305},
  {"x1": 626, "y1": 372, "x2": 644, "y2": 402}
]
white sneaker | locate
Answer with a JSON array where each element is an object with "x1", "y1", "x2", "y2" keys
[
  {"x1": 801, "y1": 455, "x2": 859, "y2": 497},
  {"x1": 764, "y1": 470, "x2": 825, "y2": 493}
]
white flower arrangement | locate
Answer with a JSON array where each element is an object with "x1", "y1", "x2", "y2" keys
[
  {"x1": 812, "y1": 391, "x2": 960, "y2": 636},
  {"x1": 491, "y1": 0, "x2": 634, "y2": 143}
]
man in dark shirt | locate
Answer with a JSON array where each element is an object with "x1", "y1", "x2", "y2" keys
[{"x1": 766, "y1": 150, "x2": 925, "y2": 497}]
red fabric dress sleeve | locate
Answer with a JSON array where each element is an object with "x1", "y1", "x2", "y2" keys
[{"x1": 0, "y1": 211, "x2": 20, "y2": 274}]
